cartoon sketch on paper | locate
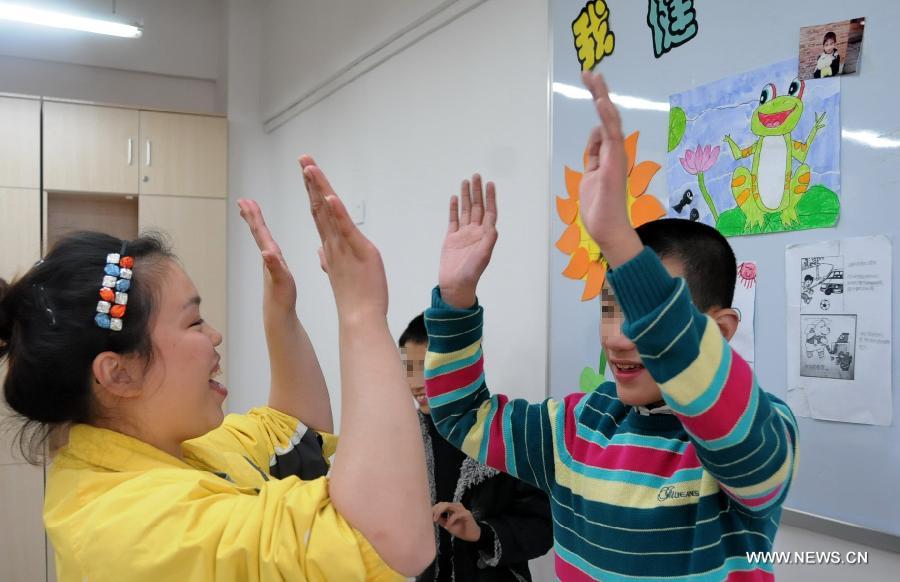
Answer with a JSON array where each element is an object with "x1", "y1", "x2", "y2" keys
[
  {"x1": 800, "y1": 255, "x2": 844, "y2": 313},
  {"x1": 730, "y1": 260, "x2": 757, "y2": 366},
  {"x1": 800, "y1": 315, "x2": 856, "y2": 380},
  {"x1": 737, "y1": 261, "x2": 757, "y2": 289}
]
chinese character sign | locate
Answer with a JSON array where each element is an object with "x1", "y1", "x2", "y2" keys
[
  {"x1": 572, "y1": 0, "x2": 615, "y2": 71},
  {"x1": 646, "y1": 0, "x2": 698, "y2": 58}
]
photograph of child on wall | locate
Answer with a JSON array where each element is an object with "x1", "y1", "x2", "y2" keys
[{"x1": 799, "y1": 18, "x2": 865, "y2": 81}]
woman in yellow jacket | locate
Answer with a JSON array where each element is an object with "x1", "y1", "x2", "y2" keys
[{"x1": 0, "y1": 156, "x2": 435, "y2": 581}]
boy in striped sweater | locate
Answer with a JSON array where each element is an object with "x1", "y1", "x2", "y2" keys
[{"x1": 422, "y1": 71, "x2": 798, "y2": 581}]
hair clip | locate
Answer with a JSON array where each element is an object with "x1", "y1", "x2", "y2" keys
[
  {"x1": 95, "y1": 246, "x2": 134, "y2": 332},
  {"x1": 33, "y1": 284, "x2": 57, "y2": 328}
]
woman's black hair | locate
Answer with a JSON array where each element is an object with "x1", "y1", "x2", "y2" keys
[{"x1": 0, "y1": 231, "x2": 174, "y2": 463}]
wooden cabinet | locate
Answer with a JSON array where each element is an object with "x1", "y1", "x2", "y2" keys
[
  {"x1": 0, "y1": 96, "x2": 40, "y2": 189},
  {"x1": 0, "y1": 186, "x2": 40, "y2": 469},
  {"x1": 0, "y1": 189, "x2": 41, "y2": 282},
  {"x1": 42, "y1": 102, "x2": 227, "y2": 199},
  {"x1": 139, "y1": 196, "x2": 228, "y2": 378},
  {"x1": 3, "y1": 95, "x2": 227, "y2": 582},
  {"x1": 43, "y1": 102, "x2": 140, "y2": 194},
  {"x1": 44, "y1": 192, "x2": 139, "y2": 251},
  {"x1": 140, "y1": 112, "x2": 228, "y2": 198},
  {"x1": 0, "y1": 188, "x2": 44, "y2": 580},
  {"x1": 0, "y1": 187, "x2": 42, "y2": 466},
  {"x1": 0, "y1": 464, "x2": 47, "y2": 581}
]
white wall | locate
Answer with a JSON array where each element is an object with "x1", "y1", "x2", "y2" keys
[
  {"x1": 225, "y1": 0, "x2": 553, "y2": 576},
  {"x1": 0, "y1": 54, "x2": 220, "y2": 112},
  {"x1": 224, "y1": 1, "x2": 898, "y2": 579},
  {"x1": 224, "y1": 0, "x2": 274, "y2": 407},
  {"x1": 260, "y1": 0, "x2": 450, "y2": 121},
  {"x1": 0, "y1": 0, "x2": 224, "y2": 112},
  {"x1": 0, "y1": 0, "x2": 221, "y2": 78},
  {"x1": 227, "y1": 0, "x2": 551, "y2": 426}
]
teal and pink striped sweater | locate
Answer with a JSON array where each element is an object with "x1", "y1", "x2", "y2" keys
[{"x1": 424, "y1": 247, "x2": 799, "y2": 581}]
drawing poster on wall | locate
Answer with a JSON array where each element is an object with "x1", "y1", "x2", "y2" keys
[
  {"x1": 667, "y1": 59, "x2": 841, "y2": 237},
  {"x1": 732, "y1": 260, "x2": 757, "y2": 366},
  {"x1": 785, "y1": 235, "x2": 892, "y2": 425}
]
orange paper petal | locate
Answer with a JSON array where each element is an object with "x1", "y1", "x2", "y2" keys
[
  {"x1": 556, "y1": 223, "x2": 581, "y2": 254},
  {"x1": 629, "y1": 161, "x2": 661, "y2": 198},
  {"x1": 556, "y1": 195, "x2": 579, "y2": 224},
  {"x1": 624, "y1": 132, "x2": 639, "y2": 175},
  {"x1": 562, "y1": 247, "x2": 591, "y2": 279},
  {"x1": 564, "y1": 166, "x2": 582, "y2": 200},
  {"x1": 630, "y1": 194, "x2": 666, "y2": 226},
  {"x1": 581, "y1": 259, "x2": 608, "y2": 301}
]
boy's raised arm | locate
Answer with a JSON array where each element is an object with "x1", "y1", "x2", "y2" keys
[
  {"x1": 609, "y1": 249, "x2": 798, "y2": 515},
  {"x1": 424, "y1": 175, "x2": 558, "y2": 493},
  {"x1": 579, "y1": 70, "x2": 798, "y2": 516}
]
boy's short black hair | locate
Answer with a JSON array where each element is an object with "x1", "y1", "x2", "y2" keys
[
  {"x1": 399, "y1": 313, "x2": 427, "y2": 347},
  {"x1": 824, "y1": 31, "x2": 837, "y2": 44},
  {"x1": 635, "y1": 219, "x2": 736, "y2": 311}
]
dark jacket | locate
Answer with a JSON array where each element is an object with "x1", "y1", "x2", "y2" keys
[
  {"x1": 416, "y1": 413, "x2": 553, "y2": 582},
  {"x1": 814, "y1": 51, "x2": 840, "y2": 78}
]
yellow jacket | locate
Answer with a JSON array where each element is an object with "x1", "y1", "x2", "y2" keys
[{"x1": 44, "y1": 407, "x2": 402, "y2": 581}]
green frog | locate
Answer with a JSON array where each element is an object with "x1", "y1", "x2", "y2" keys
[{"x1": 724, "y1": 78, "x2": 826, "y2": 230}]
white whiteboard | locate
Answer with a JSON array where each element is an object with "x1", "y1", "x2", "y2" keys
[{"x1": 549, "y1": 0, "x2": 898, "y2": 537}]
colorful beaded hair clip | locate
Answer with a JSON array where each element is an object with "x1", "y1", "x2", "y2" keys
[{"x1": 95, "y1": 243, "x2": 134, "y2": 332}]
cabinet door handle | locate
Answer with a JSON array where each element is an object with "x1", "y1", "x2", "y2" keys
[
  {"x1": 146, "y1": 140, "x2": 152, "y2": 167},
  {"x1": 127, "y1": 138, "x2": 133, "y2": 165}
]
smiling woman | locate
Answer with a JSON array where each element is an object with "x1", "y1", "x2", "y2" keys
[
  {"x1": 86, "y1": 259, "x2": 232, "y2": 455},
  {"x1": 0, "y1": 170, "x2": 434, "y2": 580}
]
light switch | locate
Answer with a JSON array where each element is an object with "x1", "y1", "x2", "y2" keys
[{"x1": 351, "y1": 200, "x2": 366, "y2": 225}]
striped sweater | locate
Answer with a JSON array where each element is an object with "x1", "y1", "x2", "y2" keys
[{"x1": 424, "y1": 247, "x2": 799, "y2": 581}]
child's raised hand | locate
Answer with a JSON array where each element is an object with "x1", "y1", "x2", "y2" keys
[
  {"x1": 438, "y1": 174, "x2": 498, "y2": 309},
  {"x1": 578, "y1": 71, "x2": 643, "y2": 267},
  {"x1": 237, "y1": 199, "x2": 297, "y2": 314},
  {"x1": 299, "y1": 155, "x2": 388, "y2": 320}
]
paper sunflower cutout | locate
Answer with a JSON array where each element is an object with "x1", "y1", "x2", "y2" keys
[{"x1": 555, "y1": 131, "x2": 666, "y2": 300}]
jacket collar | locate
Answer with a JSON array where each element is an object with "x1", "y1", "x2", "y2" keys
[
  {"x1": 417, "y1": 412, "x2": 499, "y2": 504},
  {"x1": 58, "y1": 423, "x2": 226, "y2": 475}
]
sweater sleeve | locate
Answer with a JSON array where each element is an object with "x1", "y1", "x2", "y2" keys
[
  {"x1": 424, "y1": 287, "x2": 560, "y2": 493},
  {"x1": 607, "y1": 247, "x2": 799, "y2": 516}
]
